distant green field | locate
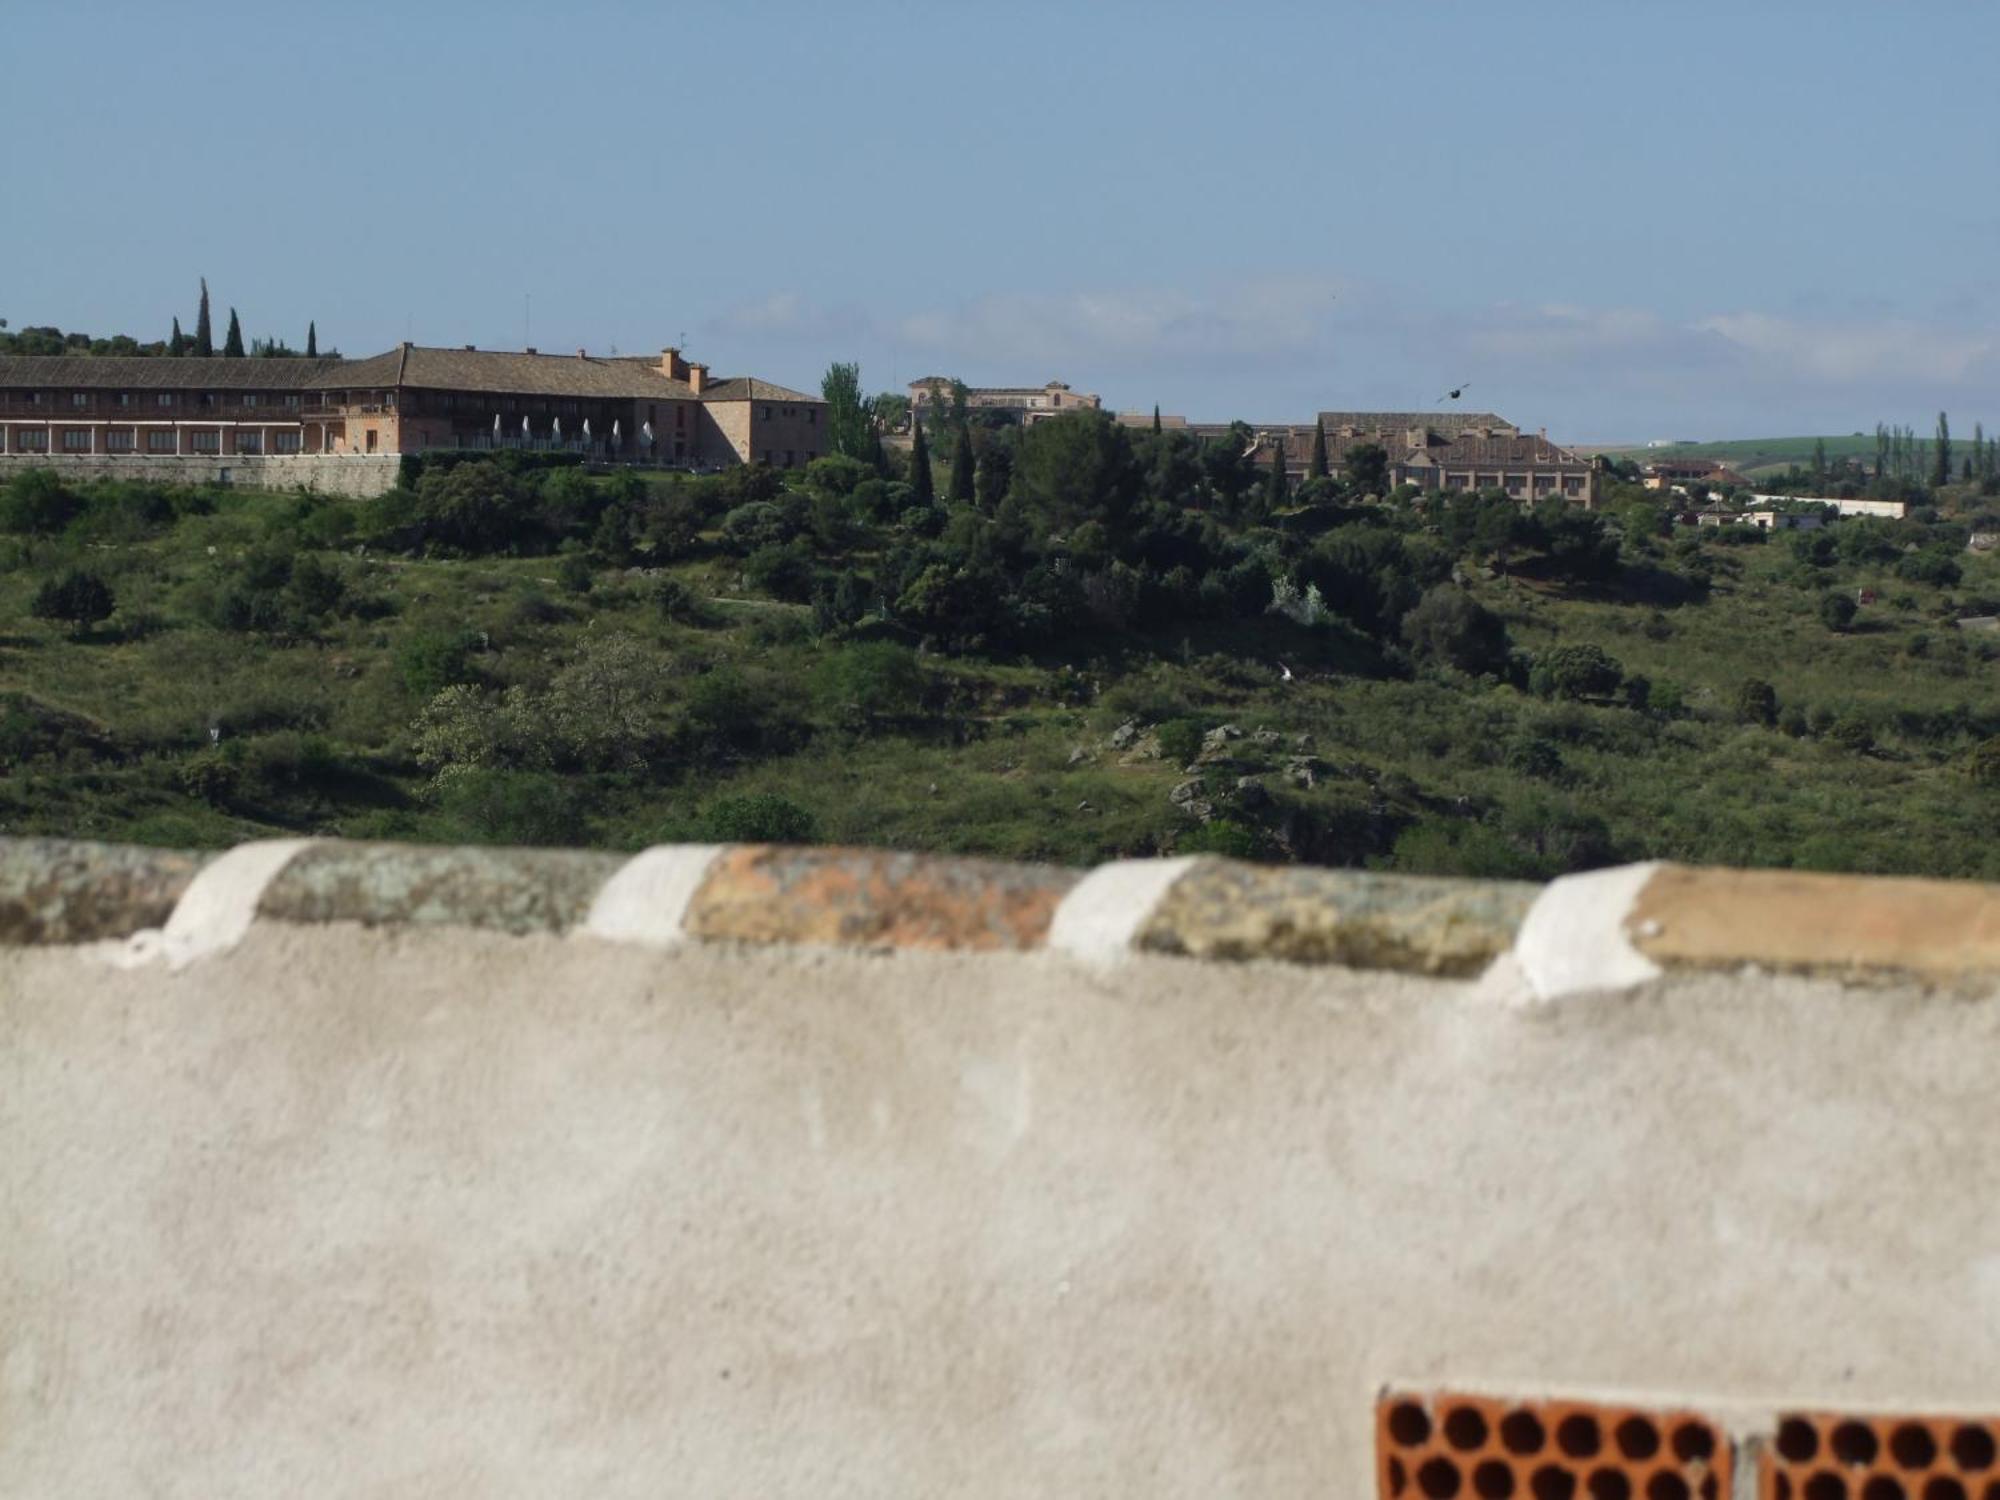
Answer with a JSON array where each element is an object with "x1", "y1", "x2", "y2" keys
[{"x1": 1587, "y1": 435, "x2": 1886, "y2": 480}]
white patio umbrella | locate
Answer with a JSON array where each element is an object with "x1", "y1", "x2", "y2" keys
[
  {"x1": 611, "y1": 419, "x2": 621, "y2": 449},
  {"x1": 582, "y1": 418, "x2": 591, "y2": 445},
  {"x1": 553, "y1": 415, "x2": 562, "y2": 442},
  {"x1": 641, "y1": 420, "x2": 654, "y2": 446},
  {"x1": 521, "y1": 415, "x2": 531, "y2": 440}
]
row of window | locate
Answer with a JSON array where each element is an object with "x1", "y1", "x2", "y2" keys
[
  {"x1": 11, "y1": 428, "x2": 304, "y2": 454},
  {"x1": 758, "y1": 406, "x2": 817, "y2": 424},
  {"x1": 6, "y1": 391, "x2": 308, "y2": 410}
]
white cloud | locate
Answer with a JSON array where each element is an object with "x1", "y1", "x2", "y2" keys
[{"x1": 1694, "y1": 311, "x2": 1997, "y2": 384}]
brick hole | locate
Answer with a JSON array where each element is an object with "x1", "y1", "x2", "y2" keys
[
  {"x1": 1776, "y1": 1475, "x2": 1794, "y2": 1500},
  {"x1": 1503, "y1": 1413, "x2": 1550, "y2": 1457},
  {"x1": 1419, "y1": 1457, "x2": 1464, "y2": 1499},
  {"x1": 1952, "y1": 1430, "x2": 1998, "y2": 1473},
  {"x1": 1587, "y1": 1468, "x2": 1632, "y2": 1500},
  {"x1": 1805, "y1": 1473, "x2": 1850, "y2": 1500},
  {"x1": 1617, "y1": 1417, "x2": 1663, "y2": 1462},
  {"x1": 1390, "y1": 1403, "x2": 1435, "y2": 1448},
  {"x1": 1474, "y1": 1460, "x2": 1516, "y2": 1499},
  {"x1": 1699, "y1": 1474, "x2": 1718, "y2": 1500},
  {"x1": 1648, "y1": 1471, "x2": 1691, "y2": 1500},
  {"x1": 1833, "y1": 1426, "x2": 1883, "y2": 1468},
  {"x1": 1779, "y1": 1421, "x2": 1825, "y2": 1464},
  {"x1": 1983, "y1": 1484, "x2": 2000, "y2": 1500},
  {"x1": 1892, "y1": 1428, "x2": 1940, "y2": 1472},
  {"x1": 1559, "y1": 1415, "x2": 1605, "y2": 1460},
  {"x1": 1533, "y1": 1464, "x2": 1578, "y2": 1500},
  {"x1": 1672, "y1": 1424, "x2": 1717, "y2": 1465},
  {"x1": 1927, "y1": 1481, "x2": 1969, "y2": 1500},
  {"x1": 1445, "y1": 1408, "x2": 1493, "y2": 1452},
  {"x1": 1862, "y1": 1477, "x2": 1908, "y2": 1500},
  {"x1": 1389, "y1": 1457, "x2": 1409, "y2": 1497}
]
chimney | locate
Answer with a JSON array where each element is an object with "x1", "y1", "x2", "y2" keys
[
  {"x1": 687, "y1": 362, "x2": 708, "y2": 395},
  {"x1": 659, "y1": 347, "x2": 690, "y2": 382}
]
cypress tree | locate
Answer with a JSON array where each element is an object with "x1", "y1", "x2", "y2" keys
[
  {"x1": 1309, "y1": 419, "x2": 1328, "y2": 480},
  {"x1": 949, "y1": 424, "x2": 976, "y2": 504},
  {"x1": 1266, "y1": 437, "x2": 1289, "y2": 511},
  {"x1": 1934, "y1": 412, "x2": 1952, "y2": 491},
  {"x1": 223, "y1": 308, "x2": 245, "y2": 358},
  {"x1": 1152, "y1": 404, "x2": 1162, "y2": 434},
  {"x1": 909, "y1": 419, "x2": 935, "y2": 506},
  {"x1": 194, "y1": 278, "x2": 213, "y2": 357},
  {"x1": 306, "y1": 321, "x2": 317, "y2": 358},
  {"x1": 169, "y1": 316, "x2": 185, "y2": 356}
]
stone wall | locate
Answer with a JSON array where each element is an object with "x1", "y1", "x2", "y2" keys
[
  {"x1": 0, "y1": 451, "x2": 402, "y2": 497},
  {"x1": 6, "y1": 838, "x2": 2000, "y2": 1496}
]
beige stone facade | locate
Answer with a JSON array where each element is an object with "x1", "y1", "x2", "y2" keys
[{"x1": 0, "y1": 343, "x2": 827, "y2": 475}]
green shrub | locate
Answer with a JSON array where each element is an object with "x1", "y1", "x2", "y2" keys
[
  {"x1": 1156, "y1": 717, "x2": 1205, "y2": 768},
  {"x1": 1401, "y1": 585, "x2": 1512, "y2": 675},
  {"x1": 556, "y1": 552, "x2": 594, "y2": 595},
  {"x1": 1733, "y1": 678, "x2": 1779, "y2": 727},
  {"x1": 815, "y1": 643, "x2": 922, "y2": 724},
  {"x1": 1530, "y1": 642, "x2": 1623, "y2": 700},
  {"x1": 1177, "y1": 819, "x2": 1262, "y2": 859},
  {"x1": 700, "y1": 792, "x2": 818, "y2": 843},
  {"x1": 394, "y1": 628, "x2": 481, "y2": 698},
  {"x1": 437, "y1": 767, "x2": 587, "y2": 845},
  {"x1": 30, "y1": 570, "x2": 115, "y2": 633},
  {"x1": 1819, "y1": 592, "x2": 1858, "y2": 631}
]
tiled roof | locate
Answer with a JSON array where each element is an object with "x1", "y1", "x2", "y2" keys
[
  {"x1": 1316, "y1": 410, "x2": 1515, "y2": 437},
  {"x1": 312, "y1": 346, "x2": 698, "y2": 400},
  {"x1": 700, "y1": 377, "x2": 820, "y2": 404},
  {"x1": 1428, "y1": 433, "x2": 1586, "y2": 465},
  {"x1": 0, "y1": 356, "x2": 343, "y2": 391}
]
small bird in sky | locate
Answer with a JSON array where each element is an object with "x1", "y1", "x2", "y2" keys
[{"x1": 1438, "y1": 383, "x2": 1470, "y2": 403}]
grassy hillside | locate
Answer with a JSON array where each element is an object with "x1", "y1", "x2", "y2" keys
[
  {"x1": 5, "y1": 454, "x2": 2000, "y2": 882},
  {"x1": 1589, "y1": 434, "x2": 1884, "y2": 479}
]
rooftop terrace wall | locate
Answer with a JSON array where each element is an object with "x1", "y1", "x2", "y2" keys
[{"x1": 5, "y1": 837, "x2": 1999, "y2": 1496}]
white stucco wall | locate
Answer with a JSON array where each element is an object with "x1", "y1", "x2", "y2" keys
[{"x1": 4, "y1": 920, "x2": 1996, "y2": 1497}]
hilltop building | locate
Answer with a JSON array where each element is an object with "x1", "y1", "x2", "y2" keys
[
  {"x1": 0, "y1": 343, "x2": 825, "y2": 496},
  {"x1": 1124, "y1": 408, "x2": 1601, "y2": 506},
  {"x1": 907, "y1": 377, "x2": 1101, "y2": 425}
]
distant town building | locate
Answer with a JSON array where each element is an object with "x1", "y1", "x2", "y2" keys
[
  {"x1": 908, "y1": 377, "x2": 1101, "y2": 425},
  {"x1": 1643, "y1": 458, "x2": 1751, "y2": 492},
  {"x1": 1747, "y1": 494, "x2": 1909, "y2": 520}
]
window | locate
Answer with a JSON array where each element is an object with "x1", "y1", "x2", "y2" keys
[
  {"x1": 243, "y1": 394, "x2": 258, "y2": 408},
  {"x1": 199, "y1": 393, "x2": 216, "y2": 409},
  {"x1": 365, "y1": 429, "x2": 377, "y2": 453},
  {"x1": 105, "y1": 428, "x2": 135, "y2": 452},
  {"x1": 327, "y1": 391, "x2": 345, "y2": 405},
  {"x1": 676, "y1": 406, "x2": 685, "y2": 428},
  {"x1": 807, "y1": 409, "x2": 816, "y2": 425},
  {"x1": 62, "y1": 428, "x2": 91, "y2": 451},
  {"x1": 147, "y1": 430, "x2": 176, "y2": 453},
  {"x1": 190, "y1": 430, "x2": 220, "y2": 453},
  {"x1": 157, "y1": 393, "x2": 174, "y2": 408},
  {"x1": 284, "y1": 394, "x2": 300, "y2": 409},
  {"x1": 648, "y1": 404, "x2": 657, "y2": 421},
  {"x1": 17, "y1": 429, "x2": 47, "y2": 451},
  {"x1": 761, "y1": 406, "x2": 771, "y2": 420},
  {"x1": 236, "y1": 431, "x2": 262, "y2": 454},
  {"x1": 71, "y1": 392, "x2": 90, "y2": 409},
  {"x1": 24, "y1": 392, "x2": 42, "y2": 407},
  {"x1": 116, "y1": 392, "x2": 132, "y2": 408}
]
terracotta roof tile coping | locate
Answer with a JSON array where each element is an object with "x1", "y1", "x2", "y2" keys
[{"x1": 8, "y1": 838, "x2": 2000, "y2": 989}]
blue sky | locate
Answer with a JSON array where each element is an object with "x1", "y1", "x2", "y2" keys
[{"x1": 6, "y1": 0, "x2": 1996, "y2": 440}]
